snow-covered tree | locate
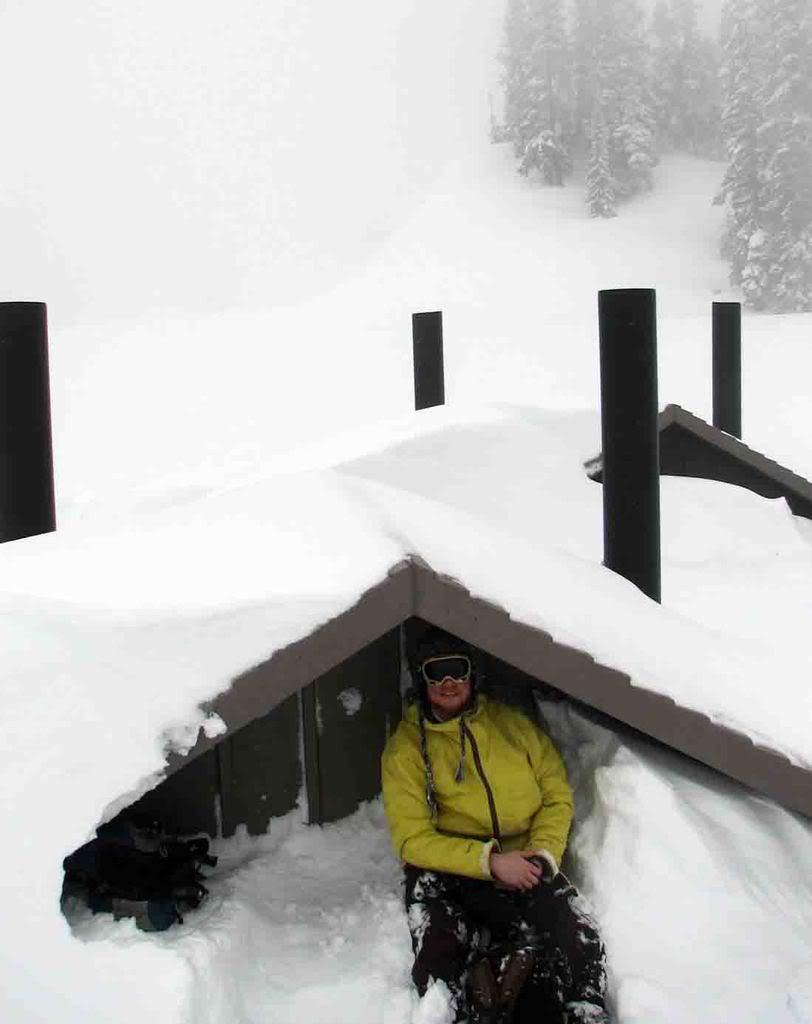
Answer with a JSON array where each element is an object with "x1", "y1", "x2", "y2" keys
[
  {"x1": 717, "y1": 0, "x2": 764, "y2": 290},
  {"x1": 650, "y1": 0, "x2": 677, "y2": 130},
  {"x1": 753, "y1": 0, "x2": 812, "y2": 309},
  {"x1": 572, "y1": 0, "x2": 603, "y2": 150},
  {"x1": 501, "y1": 0, "x2": 533, "y2": 157},
  {"x1": 573, "y1": 0, "x2": 657, "y2": 212},
  {"x1": 500, "y1": 0, "x2": 574, "y2": 185},
  {"x1": 651, "y1": 0, "x2": 721, "y2": 155},
  {"x1": 586, "y1": 108, "x2": 617, "y2": 216},
  {"x1": 610, "y1": 0, "x2": 658, "y2": 196},
  {"x1": 718, "y1": 0, "x2": 812, "y2": 310}
]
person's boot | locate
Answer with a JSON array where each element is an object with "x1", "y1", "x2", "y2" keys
[
  {"x1": 469, "y1": 956, "x2": 500, "y2": 1009},
  {"x1": 468, "y1": 956, "x2": 501, "y2": 1022},
  {"x1": 497, "y1": 947, "x2": 535, "y2": 1016}
]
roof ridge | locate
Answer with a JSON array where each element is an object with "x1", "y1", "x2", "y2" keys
[{"x1": 586, "y1": 404, "x2": 812, "y2": 504}]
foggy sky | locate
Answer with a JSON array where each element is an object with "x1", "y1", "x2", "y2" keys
[
  {"x1": 0, "y1": 0, "x2": 722, "y2": 328},
  {"x1": 0, "y1": 0, "x2": 501, "y2": 326}
]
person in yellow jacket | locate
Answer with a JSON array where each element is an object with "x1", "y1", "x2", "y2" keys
[{"x1": 382, "y1": 626, "x2": 609, "y2": 1024}]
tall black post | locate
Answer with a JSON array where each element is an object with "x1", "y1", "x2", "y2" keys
[
  {"x1": 412, "y1": 311, "x2": 445, "y2": 411},
  {"x1": 712, "y1": 301, "x2": 742, "y2": 439},
  {"x1": 0, "y1": 302, "x2": 56, "y2": 543},
  {"x1": 598, "y1": 289, "x2": 661, "y2": 603}
]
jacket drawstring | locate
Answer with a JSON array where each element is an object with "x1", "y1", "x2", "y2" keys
[
  {"x1": 454, "y1": 717, "x2": 466, "y2": 782},
  {"x1": 418, "y1": 704, "x2": 468, "y2": 814},
  {"x1": 417, "y1": 704, "x2": 439, "y2": 817}
]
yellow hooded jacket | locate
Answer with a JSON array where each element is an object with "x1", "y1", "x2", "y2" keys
[{"x1": 381, "y1": 696, "x2": 573, "y2": 880}]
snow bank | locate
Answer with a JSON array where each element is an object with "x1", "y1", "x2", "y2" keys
[
  {"x1": 61, "y1": 702, "x2": 812, "y2": 1024},
  {"x1": 551, "y1": 702, "x2": 812, "y2": 1024}
]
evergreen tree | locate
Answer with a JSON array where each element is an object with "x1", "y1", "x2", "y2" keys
[
  {"x1": 755, "y1": 0, "x2": 812, "y2": 310},
  {"x1": 502, "y1": 0, "x2": 534, "y2": 159},
  {"x1": 571, "y1": 0, "x2": 656, "y2": 213},
  {"x1": 651, "y1": 0, "x2": 721, "y2": 155},
  {"x1": 718, "y1": 0, "x2": 812, "y2": 310},
  {"x1": 692, "y1": 35, "x2": 724, "y2": 156},
  {"x1": 717, "y1": 0, "x2": 766, "y2": 294},
  {"x1": 500, "y1": 0, "x2": 574, "y2": 185},
  {"x1": 650, "y1": 0, "x2": 678, "y2": 144},
  {"x1": 521, "y1": 0, "x2": 574, "y2": 184},
  {"x1": 586, "y1": 108, "x2": 617, "y2": 216},
  {"x1": 608, "y1": 0, "x2": 658, "y2": 198},
  {"x1": 572, "y1": 0, "x2": 604, "y2": 154}
]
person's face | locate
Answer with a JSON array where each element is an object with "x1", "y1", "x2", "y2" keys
[{"x1": 422, "y1": 655, "x2": 472, "y2": 720}]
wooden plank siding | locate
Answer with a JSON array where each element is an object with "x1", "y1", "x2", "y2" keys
[
  {"x1": 305, "y1": 629, "x2": 401, "y2": 824},
  {"x1": 129, "y1": 744, "x2": 221, "y2": 837},
  {"x1": 129, "y1": 628, "x2": 402, "y2": 837},
  {"x1": 218, "y1": 691, "x2": 301, "y2": 836}
]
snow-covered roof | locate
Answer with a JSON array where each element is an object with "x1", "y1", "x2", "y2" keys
[
  {"x1": 185, "y1": 552, "x2": 812, "y2": 825},
  {"x1": 587, "y1": 403, "x2": 812, "y2": 518}
]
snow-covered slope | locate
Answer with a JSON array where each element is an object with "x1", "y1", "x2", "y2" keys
[{"x1": 47, "y1": 147, "x2": 812, "y2": 516}]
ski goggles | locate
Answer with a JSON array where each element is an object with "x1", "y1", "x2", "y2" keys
[{"x1": 420, "y1": 654, "x2": 472, "y2": 685}]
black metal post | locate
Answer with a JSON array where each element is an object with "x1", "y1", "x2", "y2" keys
[
  {"x1": 0, "y1": 301, "x2": 56, "y2": 543},
  {"x1": 712, "y1": 301, "x2": 742, "y2": 439},
  {"x1": 598, "y1": 289, "x2": 661, "y2": 603},
  {"x1": 412, "y1": 311, "x2": 445, "y2": 410}
]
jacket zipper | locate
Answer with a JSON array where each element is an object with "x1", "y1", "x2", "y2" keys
[{"x1": 462, "y1": 722, "x2": 501, "y2": 844}]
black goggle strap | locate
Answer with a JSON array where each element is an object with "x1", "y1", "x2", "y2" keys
[{"x1": 421, "y1": 654, "x2": 471, "y2": 684}]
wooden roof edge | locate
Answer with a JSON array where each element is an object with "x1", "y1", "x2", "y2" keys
[
  {"x1": 560, "y1": 657, "x2": 812, "y2": 819},
  {"x1": 157, "y1": 554, "x2": 812, "y2": 821},
  {"x1": 412, "y1": 566, "x2": 812, "y2": 819},
  {"x1": 585, "y1": 402, "x2": 812, "y2": 503},
  {"x1": 163, "y1": 558, "x2": 415, "y2": 775},
  {"x1": 661, "y1": 404, "x2": 812, "y2": 502}
]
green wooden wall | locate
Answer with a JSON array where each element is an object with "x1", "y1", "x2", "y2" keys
[{"x1": 129, "y1": 628, "x2": 401, "y2": 836}]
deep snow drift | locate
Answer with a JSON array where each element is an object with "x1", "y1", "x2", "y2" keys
[{"x1": 63, "y1": 700, "x2": 812, "y2": 1024}]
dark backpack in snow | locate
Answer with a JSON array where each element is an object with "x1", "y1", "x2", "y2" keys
[{"x1": 62, "y1": 814, "x2": 217, "y2": 931}]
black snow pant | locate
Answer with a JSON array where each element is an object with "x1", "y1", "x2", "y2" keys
[{"x1": 403, "y1": 865, "x2": 608, "y2": 1023}]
